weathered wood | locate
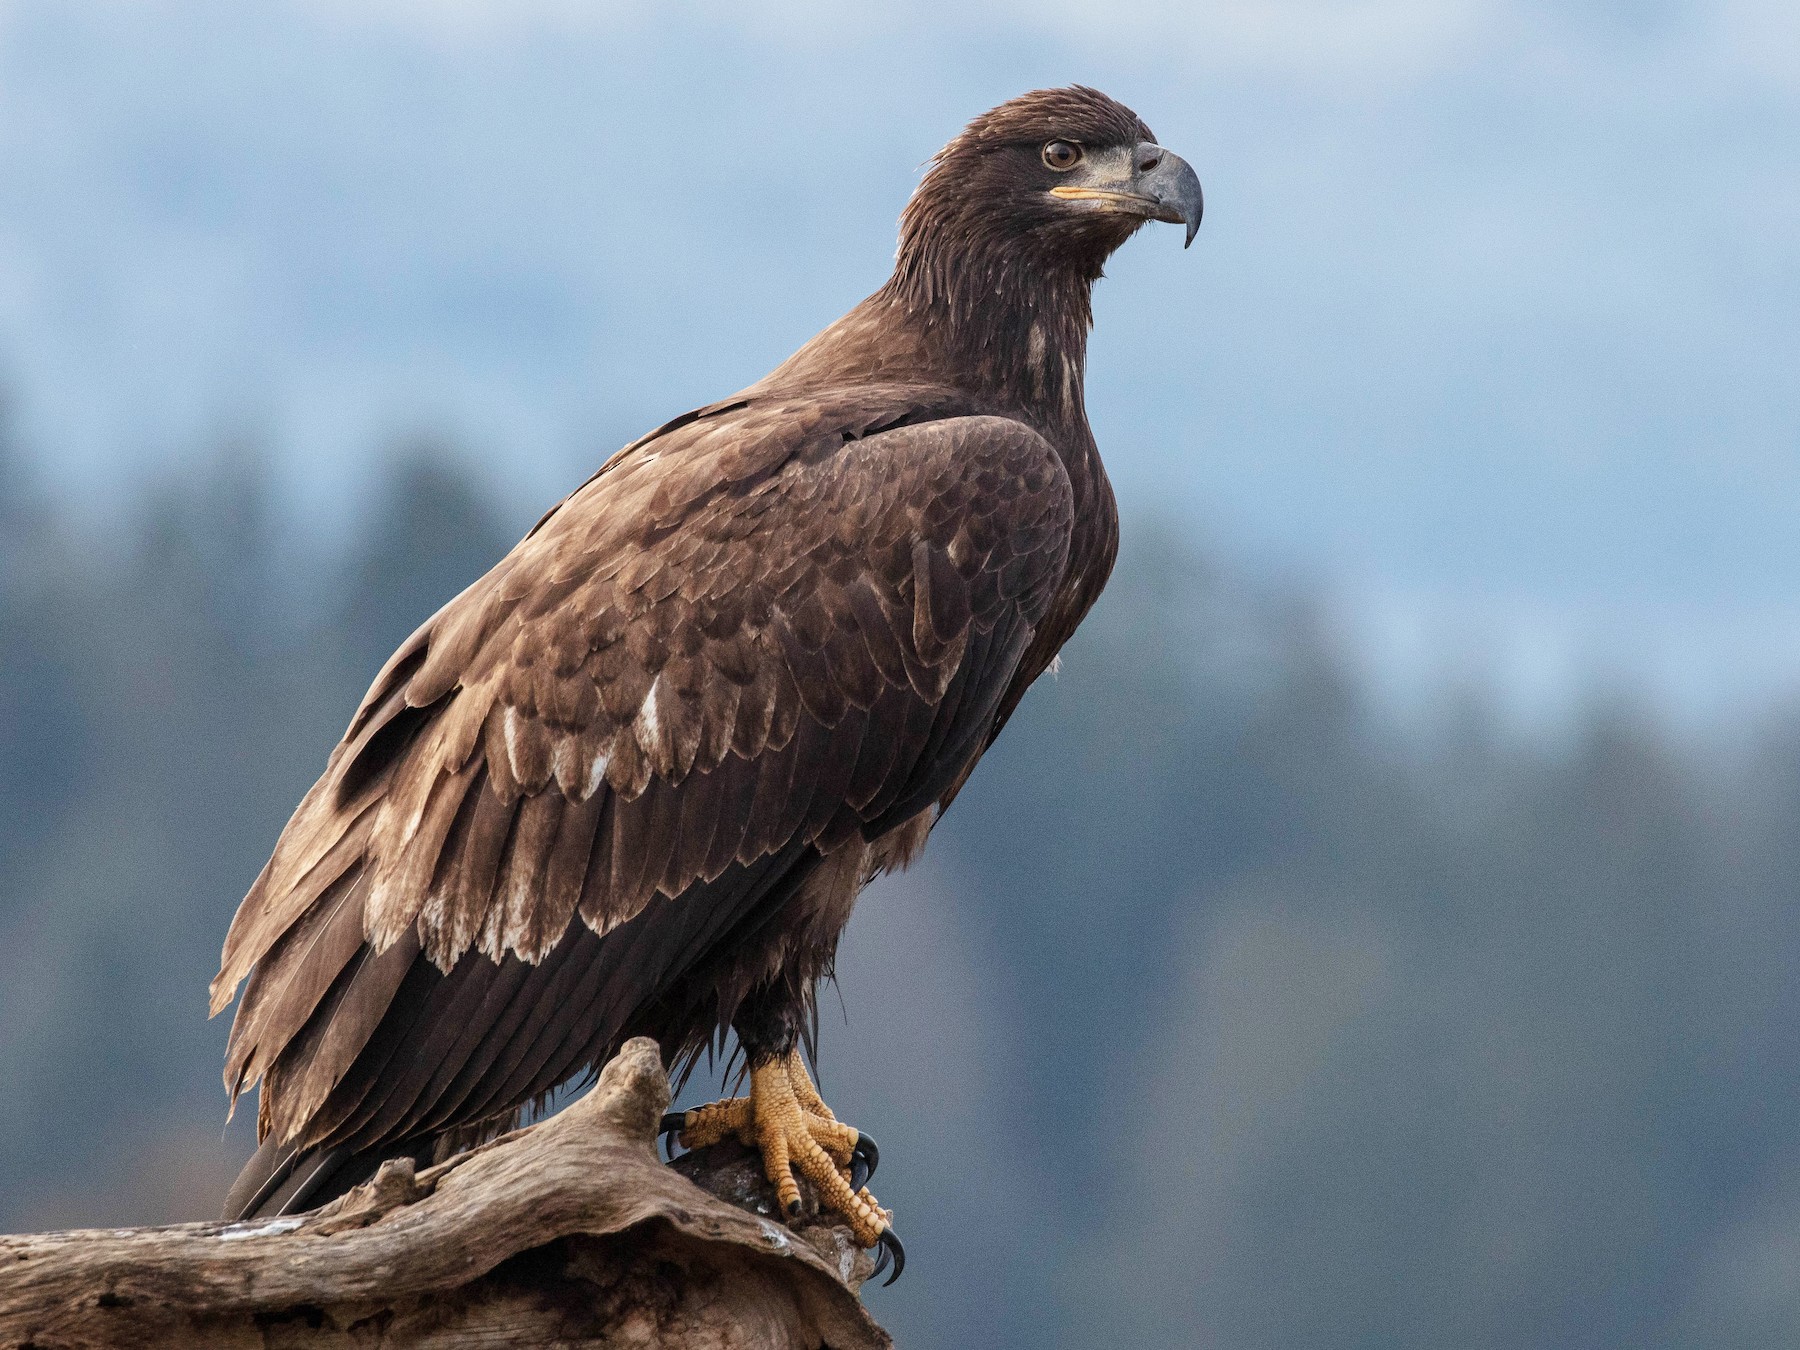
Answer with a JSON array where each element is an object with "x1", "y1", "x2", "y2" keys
[{"x1": 0, "y1": 1038, "x2": 889, "y2": 1348}]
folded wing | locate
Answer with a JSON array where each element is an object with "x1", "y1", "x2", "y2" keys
[{"x1": 212, "y1": 392, "x2": 1075, "y2": 1154}]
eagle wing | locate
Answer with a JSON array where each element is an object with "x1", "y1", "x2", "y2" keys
[{"x1": 212, "y1": 390, "x2": 1075, "y2": 1152}]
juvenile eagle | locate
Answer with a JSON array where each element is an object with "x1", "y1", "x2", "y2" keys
[{"x1": 213, "y1": 87, "x2": 1202, "y2": 1275}]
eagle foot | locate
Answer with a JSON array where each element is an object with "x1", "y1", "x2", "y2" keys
[{"x1": 664, "y1": 1049, "x2": 897, "y2": 1266}]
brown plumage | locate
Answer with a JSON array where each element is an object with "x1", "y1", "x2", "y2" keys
[{"x1": 215, "y1": 86, "x2": 1201, "y2": 1221}]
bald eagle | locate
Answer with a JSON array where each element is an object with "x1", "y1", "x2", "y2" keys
[{"x1": 213, "y1": 86, "x2": 1202, "y2": 1278}]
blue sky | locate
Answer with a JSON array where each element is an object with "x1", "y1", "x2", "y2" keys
[{"x1": 0, "y1": 0, "x2": 1795, "y2": 724}]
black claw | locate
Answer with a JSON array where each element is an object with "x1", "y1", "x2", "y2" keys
[
  {"x1": 658, "y1": 1112, "x2": 686, "y2": 1161},
  {"x1": 850, "y1": 1133, "x2": 880, "y2": 1192},
  {"x1": 786, "y1": 1197, "x2": 803, "y2": 1217},
  {"x1": 872, "y1": 1227, "x2": 905, "y2": 1286}
]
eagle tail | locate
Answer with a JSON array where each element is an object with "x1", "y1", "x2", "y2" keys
[{"x1": 221, "y1": 1135, "x2": 434, "y2": 1222}]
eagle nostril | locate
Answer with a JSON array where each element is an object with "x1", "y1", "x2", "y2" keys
[{"x1": 1138, "y1": 149, "x2": 1162, "y2": 173}]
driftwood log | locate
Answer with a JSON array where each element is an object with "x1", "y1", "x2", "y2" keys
[{"x1": 0, "y1": 1038, "x2": 890, "y2": 1348}]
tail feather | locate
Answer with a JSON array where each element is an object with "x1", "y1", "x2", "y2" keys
[{"x1": 221, "y1": 1135, "x2": 431, "y2": 1221}]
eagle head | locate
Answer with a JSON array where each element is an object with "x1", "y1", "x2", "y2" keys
[{"x1": 899, "y1": 85, "x2": 1203, "y2": 283}]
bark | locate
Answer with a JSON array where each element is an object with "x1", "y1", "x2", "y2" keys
[{"x1": 0, "y1": 1038, "x2": 890, "y2": 1349}]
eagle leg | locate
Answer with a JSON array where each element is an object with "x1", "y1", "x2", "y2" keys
[{"x1": 667, "y1": 1048, "x2": 896, "y2": 1257}]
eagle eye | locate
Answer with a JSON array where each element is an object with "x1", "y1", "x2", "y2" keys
[{"x1": 1041, "y1": 140, "x2": 1083, "y2": 172}]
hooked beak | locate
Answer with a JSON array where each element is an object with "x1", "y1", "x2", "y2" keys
[{"x1": 1049, "y1": 142, "x2": 1204, "y2": 247}]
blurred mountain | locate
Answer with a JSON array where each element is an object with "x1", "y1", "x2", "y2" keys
[{"x1": 1, "y1": 441, "x2": 1799, "y2": 1347}]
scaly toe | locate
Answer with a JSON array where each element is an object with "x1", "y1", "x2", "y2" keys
[
  {"x1": 805, "y1": 1112, "x2": 859, "y2": 1169},
  {"x1": 674, "y1": 1095, "x2": 754, "y2": 1150}
]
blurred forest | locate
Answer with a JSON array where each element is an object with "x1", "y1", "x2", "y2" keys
[{"x1": 3, "y1": 413, "x2": 1800, "y2": 1349}]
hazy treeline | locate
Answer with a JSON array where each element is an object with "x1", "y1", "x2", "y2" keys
[
  {"x1": 1, "y1": 424, "x2": 1797, "y2": 1348},
  {"x1": 0, "y1": 428, "x2": 513, "y2": 1226}
]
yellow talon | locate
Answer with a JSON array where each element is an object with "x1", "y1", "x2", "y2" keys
[{"x1": 675, "y1": 1050, "x2": 890, "y2": 1248}]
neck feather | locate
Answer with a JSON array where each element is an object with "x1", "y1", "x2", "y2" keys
[{"x1": 875, "y1": 225, "x2": 1097, "y2": 429}]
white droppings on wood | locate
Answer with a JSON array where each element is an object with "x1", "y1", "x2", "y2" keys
[{"x1": 217, "y1": 1218, "x2": 304, "y2": 1242}]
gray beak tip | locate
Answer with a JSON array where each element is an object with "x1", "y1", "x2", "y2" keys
[
  {"x1": 1139, "y1": 144, "x2": 1203, "y2": 251},
  {"x1": 1177, "y1": 171, "x2": 1203, "y2": 249}
]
